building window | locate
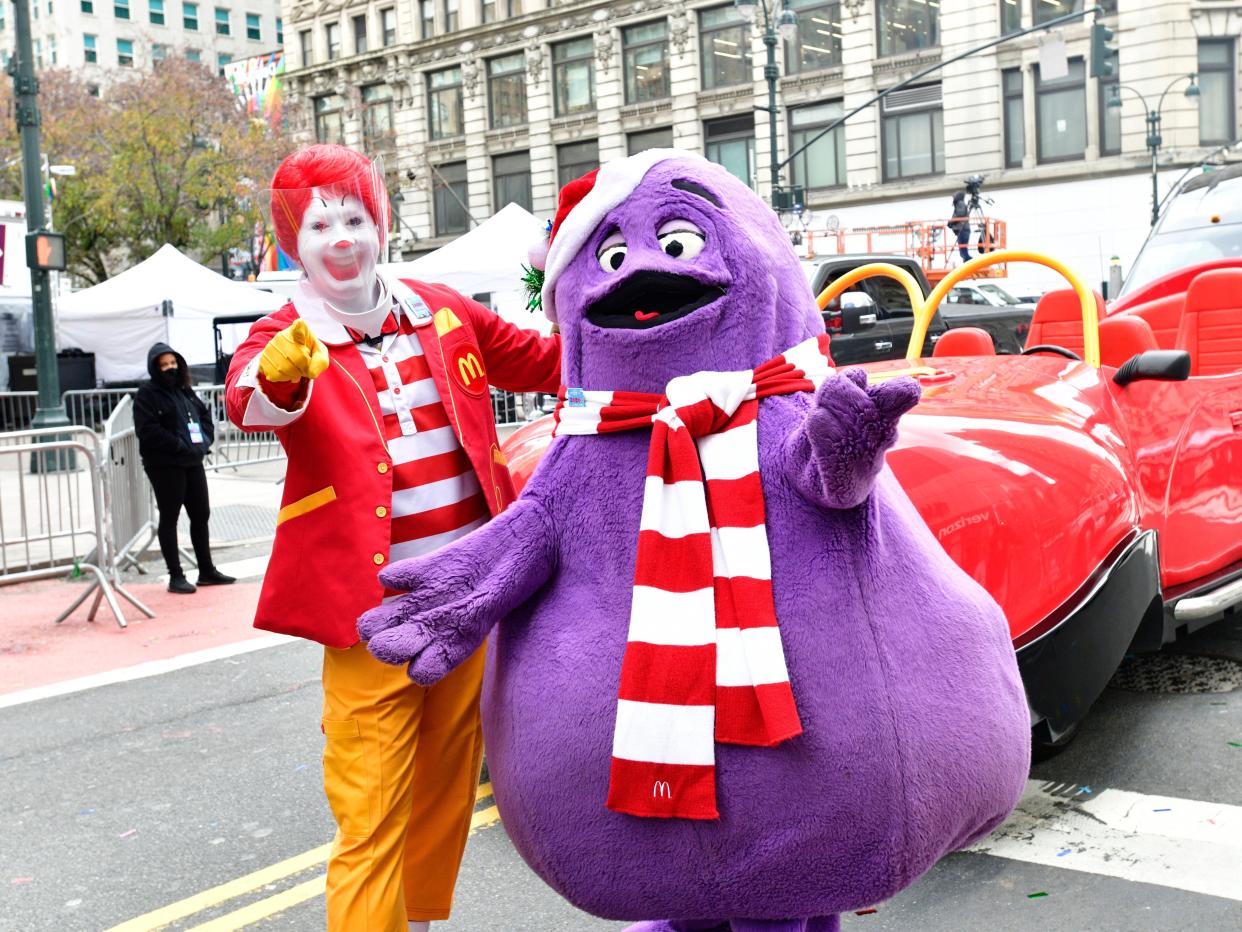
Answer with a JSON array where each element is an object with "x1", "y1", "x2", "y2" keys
[
  {"x1": 1098, "y1": 51, "x2": 1120, "y2": 156},
  {"x1": 699, "y1": 5, "x2": 751, "y2": 91},
  {"x1": 325, "y1": 21, "x2": 340, "y2": 60},
  {"x1": 185, "y1": 47, "x2": 200, "y2": 62},
  {"x1": 789, "y1": 101, "x2": 845, "y2": 189},
  {"x1": 493, "y1": 151, "x2": 532, "y2": 212},
  {"x1": 1000, "y1": 0, "x2": 1020, "y2": 33},
  {"x1": 49, "y1": 35, "x2": 56, "y2": 64},
  {"x1": 785, "y1": 0, "x2": 841, "y2": 74},
  {"x1": 149, "y1": 0, "x2": 163, "y2": 24},
  {"x1": 481, "y1": 0, "x2": 494, "y2": 22},
  {"x1": 217, "y1": 51, "x2": 231, "y2": 73},
  {"x1": 34, "y1": 38, "x2": 42, "y2": 68},
  {"x1": 314, "y1": 94, "x2": 345, "y2": 144},
  {"x1": 704, "y1": 114, "x2": 755, "y2": 188},
  {"x1": 1002, "y1": 68, "x2": 1024, "y2": 167},
  {"x1": 876, "y1": 0, "x2": 938, "y2": 58},
  {"x1": 881, "y1": 83, "x2": 944, "y2": 179},
  {"x1": 276, "y1": 16, "x2": 282, "y2": 43},
  {"x1": 420, "y1": 0, "x2": 433, "y2": 38},
  {"x1": 557, "y1": 139, "x2": 598, "y2": 187},
  {"x1": 299, "y1": 29, "x2": 312, "y2": 66},
  {"x1": 117, "y1": 36, "x2": 133, "y2": 65},
  {"x1": 488, "y1": 52, "x2": 527, "y2": 129},
  {"x1": 627, "y1": 126, "x2": 674, "y2": 154},
  {"x1": 443, "y1": 0, "x2": 458, "y2": 32},
  {"x1": 1035, "y1": 58, "x2": 1086, "y2": 163},
  {"x1": 214, "y1": 6, "x2": 228, "y2": 35},
  {"x1": 1198, "y1": 39, "x2": 1235, "y2": 145},
  {"x1": 433, "y1": 161, "x2": 469, "y2": 236},
  {"x1": 623, "y1": 20, "x2": 669, "y2": 104},
  {"x1": 84, "y1": 33, "x2": 97, "y2": 62},
  {"x1": 428, "y1": 67, "x2": 464, "y2": 140},
  {"x1": 183, "y1": 1, "x2": 196, "y2": 30},
  {"x1": 153, "y1": 42, "x2": 169, "y2": 61},
  {"x1": 380, "y1": 7, "x2": 395, "y2": 46},
  {"x1": 353, "y1": 14, "x2": 367, "y2": 53},
  {"x1": 246, "y1": 11, "x2": 260, "y2": 40},
  {"x1": 1033, "y1": 0, "x2": 1114, "y2": 26},
  {"x1": 81, "y1": 0, "x2": 93, "y2": 12},
  {"x1": 553, "y1": 37, "x2": 595, "y2": 116},
  {"x1": 362, "y1": 84, "x2": 394, "y2": 148},
  {"x1": 115, "y1": 0, "x2": 129, "y2": 19}
]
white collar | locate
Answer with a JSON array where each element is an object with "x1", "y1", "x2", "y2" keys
[{"x1": 293, "y1": 273, "x2": 406, "y2": 346}]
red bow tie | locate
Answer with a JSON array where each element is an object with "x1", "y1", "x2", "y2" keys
[{"x1": 345, "y1": 312, "x2": 399, "y2": 348}]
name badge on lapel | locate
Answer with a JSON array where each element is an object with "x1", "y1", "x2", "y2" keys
[{"x1": 401, "y1": 296, "x2": 434, "y2": 326}]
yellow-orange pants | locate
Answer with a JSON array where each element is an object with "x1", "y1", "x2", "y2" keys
[{"x1": 321, "y1": 642, "x2": 485, "y2": 931}]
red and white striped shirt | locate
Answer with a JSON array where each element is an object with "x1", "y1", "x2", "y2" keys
[{"x1": 360, "y1": 304, "x2": 490, "y2": 582}]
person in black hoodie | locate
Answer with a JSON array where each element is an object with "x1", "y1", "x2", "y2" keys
[{"x1": 133, "y1": 342, "x2": 235, "y2": 593}]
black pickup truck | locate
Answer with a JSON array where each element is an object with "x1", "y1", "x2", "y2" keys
[{"x1": 803, "y1": 254, "x2": 1033, "y2": 366}]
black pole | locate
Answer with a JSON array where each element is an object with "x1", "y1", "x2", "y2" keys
[
  {"x1": 1148, "y1": 111, "x2": 1160, "y2": 228},
  {"x1": 763, "y1": 8, "x2": 779, "y2": 198},
  {"x1": 777, "y1": 4, "x2": 1105, "y2": 179},
  {"x1": 11, "y1": 0, "x2": 67, "y2": 429}
]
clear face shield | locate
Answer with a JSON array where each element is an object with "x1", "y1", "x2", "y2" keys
[{"x1": 266, "y1": 155, "x2": 390, "y2": 309}]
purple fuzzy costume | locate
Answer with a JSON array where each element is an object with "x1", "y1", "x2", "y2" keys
[{"x1": 359, "y1": 153, "x2": 1030, "y2": 930}]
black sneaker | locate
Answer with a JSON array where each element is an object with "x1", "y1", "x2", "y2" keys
[
  {"x1": 168, "y1": 575, "x2": 197, "y2": 594},
  {"x1": 197, "y1": 568, "x2": 236, "y2": 586}
]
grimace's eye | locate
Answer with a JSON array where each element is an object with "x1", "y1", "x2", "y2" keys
[
  {"x1": 656, "y1": 220, "x2": 705, "y2": 260},
  {"x1": 597, "y1": 240, "x2": 628, "y2": 273}
]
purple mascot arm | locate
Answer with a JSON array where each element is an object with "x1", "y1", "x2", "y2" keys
[
  {"x1": 785, "y1": 369, "x2": 921, "y2": 511},
  {"x1": 358, "y1": 496, "x2": 556, "y2": 685}
]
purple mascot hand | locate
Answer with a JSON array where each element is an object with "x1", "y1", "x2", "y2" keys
[
  {"x1": 786, "y1": 369, "x2": 920, "y2": 511},
  {"x1": 357, "y1": 497, "x2": 556, "y2": 686}
]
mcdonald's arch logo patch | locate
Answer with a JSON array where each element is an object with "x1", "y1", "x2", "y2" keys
[{"x1": 451, "y1": 342, "x2": 487, "y2": 396}]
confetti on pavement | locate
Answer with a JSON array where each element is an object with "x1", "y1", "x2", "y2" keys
[
  {"x1": 1027, "y1": 892, "x2": 1049, "y2": 899},
  {"x1": 118, "y1": 829, "x2": 138, "y2": 839}
]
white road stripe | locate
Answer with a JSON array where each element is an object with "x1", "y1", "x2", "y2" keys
[
  {"x1": 969, "y1": 779, "x2": 1242, "y2": 902},
  {"x1": 0, "y1": 635, "x2": 297, "y2": 710}
]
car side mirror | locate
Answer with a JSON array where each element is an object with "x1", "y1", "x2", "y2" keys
[{"x1": 1113, "y1": 350, "x2": 1191, "y2": 386}]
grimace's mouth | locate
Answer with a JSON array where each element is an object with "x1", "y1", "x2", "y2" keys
[{"x1": 584, "y1": 271, "x2": 727, "y2": 330}]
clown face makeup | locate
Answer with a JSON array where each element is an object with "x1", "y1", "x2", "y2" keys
[{"x1": 297, "y1": 190, "x2": 382, "y2": 313}]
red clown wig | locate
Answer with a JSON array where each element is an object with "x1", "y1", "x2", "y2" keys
[{"x1": 270, "y1": 145, "x2": 388, "y2": 266}]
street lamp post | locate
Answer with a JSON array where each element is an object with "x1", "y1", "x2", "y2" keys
[
  {"x1": 1108, "y1": 74, "x2": 1200, "y2": 228},
  {"x1": 734, "y1": 0, "x2": 798, "y2": 210}
]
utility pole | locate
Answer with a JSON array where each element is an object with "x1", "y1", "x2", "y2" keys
[{"x1": 10, "y1": 0, "x2": 68, "y2": 433}]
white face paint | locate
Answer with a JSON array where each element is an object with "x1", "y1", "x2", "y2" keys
[{"x1": 297, "y1": 190, "x2": 381, "y2": 313}]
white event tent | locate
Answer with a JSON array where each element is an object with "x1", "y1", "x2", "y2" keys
[{"x1": 56, "y1": 244, "x2": 283, "y2": 382}]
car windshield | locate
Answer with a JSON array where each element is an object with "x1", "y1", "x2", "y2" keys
[
  {"x1": 978, "y1": 284, "x2": 1021, "y2": 305},
  {"x1": 1121, "y1": 224, "x2": 1242, "y2": 296}
]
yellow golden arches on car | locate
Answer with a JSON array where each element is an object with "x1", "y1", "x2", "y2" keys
[
  {"x1": 815, "y1": 262, "x2": 927, "y2": 316},
  {"x1": 921, "y1": 251, "x2": 1100, "y2": 368}
]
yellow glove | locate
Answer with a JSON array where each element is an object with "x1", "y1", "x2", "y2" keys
[{"x1": 258, "y1": 319, "x2": 330, "y2": 383}]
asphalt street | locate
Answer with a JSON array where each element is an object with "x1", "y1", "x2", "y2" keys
[{"x1": 2, "y1": 611, "x2": 1240, "y2": 932}]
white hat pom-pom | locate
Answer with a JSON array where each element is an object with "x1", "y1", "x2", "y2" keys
[{"x1": 527, "y1": 236, "x2": 550, "y2": 271}]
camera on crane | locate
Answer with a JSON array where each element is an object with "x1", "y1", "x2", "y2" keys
[{"x1": 964, "y1": 174, "x2": 986, "y2": 197}]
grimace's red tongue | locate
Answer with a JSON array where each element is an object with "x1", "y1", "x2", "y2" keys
[{"x1": 634, "y1": 310, "x2": 660, "y2": 322}]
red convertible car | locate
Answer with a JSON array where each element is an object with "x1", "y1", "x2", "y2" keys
[{"x1": 501, "y1": 250, "x2": 1242, "y2": 757}]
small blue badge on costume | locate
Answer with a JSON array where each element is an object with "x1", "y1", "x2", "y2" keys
[
  {"x1": 402, "y1": 296, "x2": 433, "y2": 323},
  {"x1": 567, "y1": 388, "x2": 586, "y2": 408}
]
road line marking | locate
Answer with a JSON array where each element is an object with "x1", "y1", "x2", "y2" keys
[
  {"x1": 0, "y1": 634, "x2": 298, "y2": 709},
  {"x1": 103, "y1": 844, "x2": 332, "y2": 932},
  {"x1": 182, "y1": 874, "x2": 326, "y2": 931},
  {"x1": 969, "y1": 779, "x2": 1242, "y2": 901},
  {"x1": 471, "y1": 804, "x2": 500, "y2": 833},
  {"x1": 106, "y1": 781, "x2": 496, "y2": 930}
]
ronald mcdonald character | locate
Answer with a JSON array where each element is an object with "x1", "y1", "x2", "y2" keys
[
  {"x1": 357, "y1": 151, "x2": 1029, "y2": 931},
  {"x1": 225, "y1": 144, "x2": 560, "y2": 932}
]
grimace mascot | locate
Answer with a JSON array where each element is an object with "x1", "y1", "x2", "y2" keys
[{"x1": 359, "y1": 150, "x2": 1031, "y2": 931}]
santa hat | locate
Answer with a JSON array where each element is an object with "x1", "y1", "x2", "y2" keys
[{"x1": 527, "y1": 148, "x2": 690, "y2": 323}]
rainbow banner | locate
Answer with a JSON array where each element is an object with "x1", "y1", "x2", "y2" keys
[{"x1": 224, "y1": 51, "x2": 285, "y2": 129}]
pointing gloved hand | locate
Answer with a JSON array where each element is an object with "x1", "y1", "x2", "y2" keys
[{"x1": 258, "y1": 319, "x2": 330, "y2": 383}]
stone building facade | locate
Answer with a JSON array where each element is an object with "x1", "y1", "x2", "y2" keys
[{"x1": 279, "y1": 0, "x2": 1242, "y2": 280}]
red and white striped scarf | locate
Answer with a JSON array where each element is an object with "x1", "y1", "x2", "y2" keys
[{"x1": 553, "y1": 334, "x2": 835, "y2": 820}]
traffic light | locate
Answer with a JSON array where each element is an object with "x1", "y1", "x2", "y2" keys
[
  {"x1": 1090, "y1": 22, "x2": 1117, "y2": 78},
  {"x1": 26, "y1": 230, "x2": 66, "y2": 271}
]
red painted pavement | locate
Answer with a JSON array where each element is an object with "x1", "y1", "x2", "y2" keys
[{"x1": 0, "y1": 578, "x2": 266, "y2": 695}]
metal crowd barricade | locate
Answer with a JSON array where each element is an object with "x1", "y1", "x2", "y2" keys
[
  {"x1": 63, "y1": 387, "x2": 137, "y2": 433},
  {"x1": 0, "y1": 392, "x2": 38, "y2": 442},
  {"x1": 103, "y1": 396, "x2": 158, "y2": 573},
  {"x1": 197, "y1": 384, "x2": 286, "y2": 473},
  {"x1": 0, "y1": 425, "x2": 153, "y2": 627}
]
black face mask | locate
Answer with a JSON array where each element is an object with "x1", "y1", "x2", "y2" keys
[{"x1": 158, "y1": 369, "x2": 180, "y2": 387}]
